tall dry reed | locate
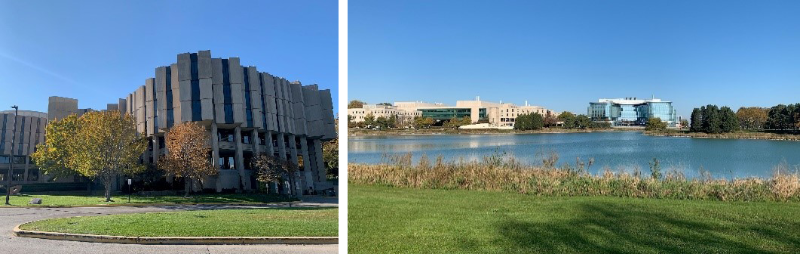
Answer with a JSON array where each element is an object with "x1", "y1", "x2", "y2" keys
[{"x1": 350, "y1": 152, "x2": 800, "y2": 202}]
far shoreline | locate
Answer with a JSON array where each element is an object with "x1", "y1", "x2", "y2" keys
[
  {"x1": 347, "y1": 127, "x2": 637, "y2": 137},
  {"x1": 349, "y1": 127, "x2": 800, "y2": 141}
]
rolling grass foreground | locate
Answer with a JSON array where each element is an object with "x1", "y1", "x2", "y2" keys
[
  {"x1": 20, "y1": 208, "x2": 338, "y2": 237},
  {"x1": 349, "y1": 184, "x2": 800, "y2": 253},
  {"x1": 4, "y1": 191, "x2": 296, "y2": 207}
]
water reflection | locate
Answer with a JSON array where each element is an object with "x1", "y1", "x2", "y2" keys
[{"x1": 349, "y1": 132, "x2": 800, "y2": 179}]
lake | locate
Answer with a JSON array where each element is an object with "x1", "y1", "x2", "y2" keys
[{"x1": 348, "y1": 132, "x2": 800, "y2": 179}]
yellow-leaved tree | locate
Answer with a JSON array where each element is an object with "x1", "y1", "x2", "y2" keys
[
  {"x1": 32, "y1": 114, "x2": 81, "y2": 181},
  {"x1": 158, "y1": 122, "x2": 216, "y2": 197},
  {"x1": 33, "y1": 111, "x2": 147, "y2": 202}
]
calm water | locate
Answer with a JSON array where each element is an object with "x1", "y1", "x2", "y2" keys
[{"x1": 349, "y1": 132, "x2": 800, "y2": 179}]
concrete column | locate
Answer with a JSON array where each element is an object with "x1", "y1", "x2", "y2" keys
[
  {"x1": 276, "y1": 133, "x2": 287, "y2": 160},
  {"x1": 265, "y1": 132, "x2": 275, "y2": 155},
  {"x1": 152, "y1": 136, "x2": 160, "y2": 167},
  {"x1": 288, "y1": 134, "x2": 298, "y2": 165},
  {"x1": 300, "y1": 137, "x2": 312, "y2": 194},
  {"x1": 276, "y1": 134, "x2": 288, "y2": 194},
  {"x1": 23, "y1": 156, "x2": 29, "y2": 183},
  {"x1": 211, "y1": 123, "x2": 222, "y2": 192},
  {"x1": 252, "y1": 130, "x2": 260, "y2": 155},
  {"x1": 264, "y1": 132, "x2": 277, "y2": 194},
  {"x1": 234, "y1": 126, "x2": 248, "y2": 190},
  {"x1": 313, "y1": 139, "x2": 326, "y2": 186},
  {"x1": 288, "y1": 134, "x2": 300, "y2": 196}
]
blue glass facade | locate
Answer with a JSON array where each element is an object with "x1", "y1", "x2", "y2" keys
[{"x1": 588, "y1": 99, "x2": 677, "y2": 126}]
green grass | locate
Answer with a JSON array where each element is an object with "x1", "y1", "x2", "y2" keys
[
  {"x1": 349, "y1": 184, "x2": 800, "y2": 253},
  {"x1": 4, "y1": 191, "x2": 297, "y2": 207},
  {"x1": 20, "y1": 207, "x2": 338, "y2": 237}
]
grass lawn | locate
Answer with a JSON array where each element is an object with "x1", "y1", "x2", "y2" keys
[
  {"x1": 4, "y1": 191, "x2": 296, "y2": 207},
  {"x1": 20, "y1": 207, "x2": 338, "y2": 237},
  {"x1": 349, "y1": 184, "x2": 800, "y2": 253}
]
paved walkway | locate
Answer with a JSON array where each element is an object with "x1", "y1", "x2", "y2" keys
[{"x1": 0, "y1": 199, "x2": 339, "y2": 254}]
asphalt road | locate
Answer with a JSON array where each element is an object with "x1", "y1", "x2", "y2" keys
[{"x1": 0, "y1": 199, "x2": 339, "y2": 254}]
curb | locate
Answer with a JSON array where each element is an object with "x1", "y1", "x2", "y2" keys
[
  {"x1": 13, "y1": 225, "x2": 337, "y2": 245},
  {"x1": 0, "y1": 201, "x2": 303, "y2": 209}
]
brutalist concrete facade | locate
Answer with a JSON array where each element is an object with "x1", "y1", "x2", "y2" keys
[
  {"x1": 0, "y1": 110, "x2": 48, "y2": 184},
  {"x1": 120, "y1": 50, "x2": 336, "y2": 193}
]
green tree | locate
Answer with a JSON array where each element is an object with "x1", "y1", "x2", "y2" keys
[
  {"x1": 413, "y1": 116, "x2": 435, "y2": 129},
  {"x1": 348, "y1": 100, "x2": 366, "y2": 109},
  {"x1": 376, "y1": 102, "x2": 392, "y2": 106},
  {"x1": 364, "y1": 113, "x2": 376, "y2": 127},
  {"x1": 574, "y1": 115, "x2": 592, "y2": 129},
  {"x1": 720, "y1": 106, "x2": 738, "y2": 133},
  {"x1": 680, "y1": 119, "x2": 689, "y2": 130},
  {"x1": 558, "y1": 112, "x2": 576, "y2": 129},
  {"x1": 703, "y1": 105, "x2": 722, "y2": 134},
  {"x1": 322, "y1": 138, "x2": 338, "y2": 179},
  {"x1": 645, "y1": 117, "x2": 667, "y2": 131},
  {"x1": 375, "y1": 116, "x2": 388, "y2": 129},
  {"x1": 690, "y1": 108, "x2": 702, "y2": 132}
]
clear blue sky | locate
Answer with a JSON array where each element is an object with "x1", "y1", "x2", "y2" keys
[
  {"x1": 0, "y1": 0, "x2": 338, "y2": 114},
  {"x1": 350, "y1": 0, "x2": 800, "y2": 119}
]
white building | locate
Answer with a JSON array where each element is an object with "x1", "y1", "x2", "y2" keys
[{"x1": 348, "y1": 97, "x2": 555, "y2": 127}]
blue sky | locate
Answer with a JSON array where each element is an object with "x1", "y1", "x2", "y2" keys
[
  {"x1": 350, "y1": 0, "x2": 800, "y2": 119},
  {"x1": 0, "y1": 0, "x2": 338, "y2": 114}
]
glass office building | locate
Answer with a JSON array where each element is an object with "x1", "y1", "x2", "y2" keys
[
  {"x1": 419, "y1": 108, "x2": 487, "y2": 121},
  {"x1": 588, "y1": 97, "x2": 677, "y2": 126}
]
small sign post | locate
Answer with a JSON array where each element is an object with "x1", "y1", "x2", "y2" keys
[{"x1": 127, "y1": 179, "x2": 132, "y2": 203}]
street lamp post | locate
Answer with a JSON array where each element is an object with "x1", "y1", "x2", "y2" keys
[{"x1": 5, "y1": 105, "x2": 18, "y2": 205}]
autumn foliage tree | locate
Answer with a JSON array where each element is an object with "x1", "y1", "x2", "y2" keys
[
  {"x1": 34, "y1": 111, "x2": 148, "y2": 202},
  {"x1": 158, "y1": 122, "x2": 216, "y2": 197},
  {"x1": 31, "y1": 114, "x2": 81, "y2": 181}
]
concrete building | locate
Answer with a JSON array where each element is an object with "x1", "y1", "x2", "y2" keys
[
  {"x1": 3, "y1": 51, "x2": 336, "y2": 194},
  {"x1": 587, "y1": 96, "x2": 677, "y2": 126},
  {"x1": 119, "y1": 50, "x2": 336, "y2": 193},
  {"x1": 0, "y1": 110, "x2": 48, "y2": 184},
  {"x1": 349, "y1": 97, "x2": 554, "y2": 127}
]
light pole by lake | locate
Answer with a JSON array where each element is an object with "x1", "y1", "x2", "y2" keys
[{"x1": 5, "y1": 105, "x2": 18, "y2": 205}]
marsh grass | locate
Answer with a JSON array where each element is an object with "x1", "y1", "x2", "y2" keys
[{"x1": 350, "y1": 152, "x2": 800, "y2": 202}]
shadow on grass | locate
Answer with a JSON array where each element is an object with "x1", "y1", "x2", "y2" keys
[{"x1": 491, "y1": 202, "x2": 800, "y2": 253}]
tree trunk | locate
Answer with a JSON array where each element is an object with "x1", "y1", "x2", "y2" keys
[
  {"x1": 184, "y1": 178, "x2": 192, "y2": 198},
  {"x1": 103, "y1": 178, "x2": 113, "y2": 202}
]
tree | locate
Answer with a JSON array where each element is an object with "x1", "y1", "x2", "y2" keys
[
  {"x1": 31, "y1": 114, "x2": 81, "y2": 181},
  {"x1": 158, "y1": 121, "x2": 217, "y2": 197},
  {"x1": 703, "y1": 105, "x2": 722, "y2": 134},
  {"x1": 736, "y1": 107, "x2": 768, "y2": 131},
  {"x1": 413, "y1": 116, "x2": 435, "y2": 129},
  {"x1": 514, "y1": 113, "x2": 544, "y2": 131},
  {"x1": 364, "y1": 113, "x2": 376, "y2": 127},
  {"x1": 719, "y1": 106, "x2": 738, "y2": 133},
  {"x1": 348, "y1": 100, "x2": 366, "y2": 109},
  {"x1": 376, "y1": 102, "x2": 392, "y2": 106},
  {"x1": 251, "y1": 154, "x2": 299, "y2": 197},
  {"x1": 574, "y1": 115, "x2": 592, "y2": 129},
  {"x1": 680, "y1": 119, "x2": 689, "y2": 130},
  {"x1": 543, "y1": 111, "x2": 557, "y2": 127},
  {"x1": 322, "y1": 138, "x2": 338, "y2": 179},
  {"x1": 375, "y1": 116, "x2": 388, "y2": 129},
  {"x1": 690, "y1": 108, "x2": 702, "y2": 132},
  {"x1": 645, "y1": 117, "x2": 667, "y2": 131},
  {"x1": 37, "y1": 111, "x2": 148, "y2": 202},
  {"x1": 558, "y1": 112, "x2": 576, "y2": 128}
]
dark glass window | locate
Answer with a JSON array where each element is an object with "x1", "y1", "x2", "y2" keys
[
  {"x1": 243, "y1": 135, "x2": 250, "y2": 144},
  {"x1": 0, "y1": 155, "x2": 8, "y2": 164}
]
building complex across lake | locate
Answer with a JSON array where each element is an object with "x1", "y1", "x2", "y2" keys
[{"x1": 1, "y1": 50, "x2": 336, "y2": 194}]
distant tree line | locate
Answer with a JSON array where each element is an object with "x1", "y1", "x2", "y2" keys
[
  {"x1": 689, "y1": 103, "x2": 800, "y2": 133},
  {"x1": 515, "y1": 111, "x2": 610, "y2": 130}
]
